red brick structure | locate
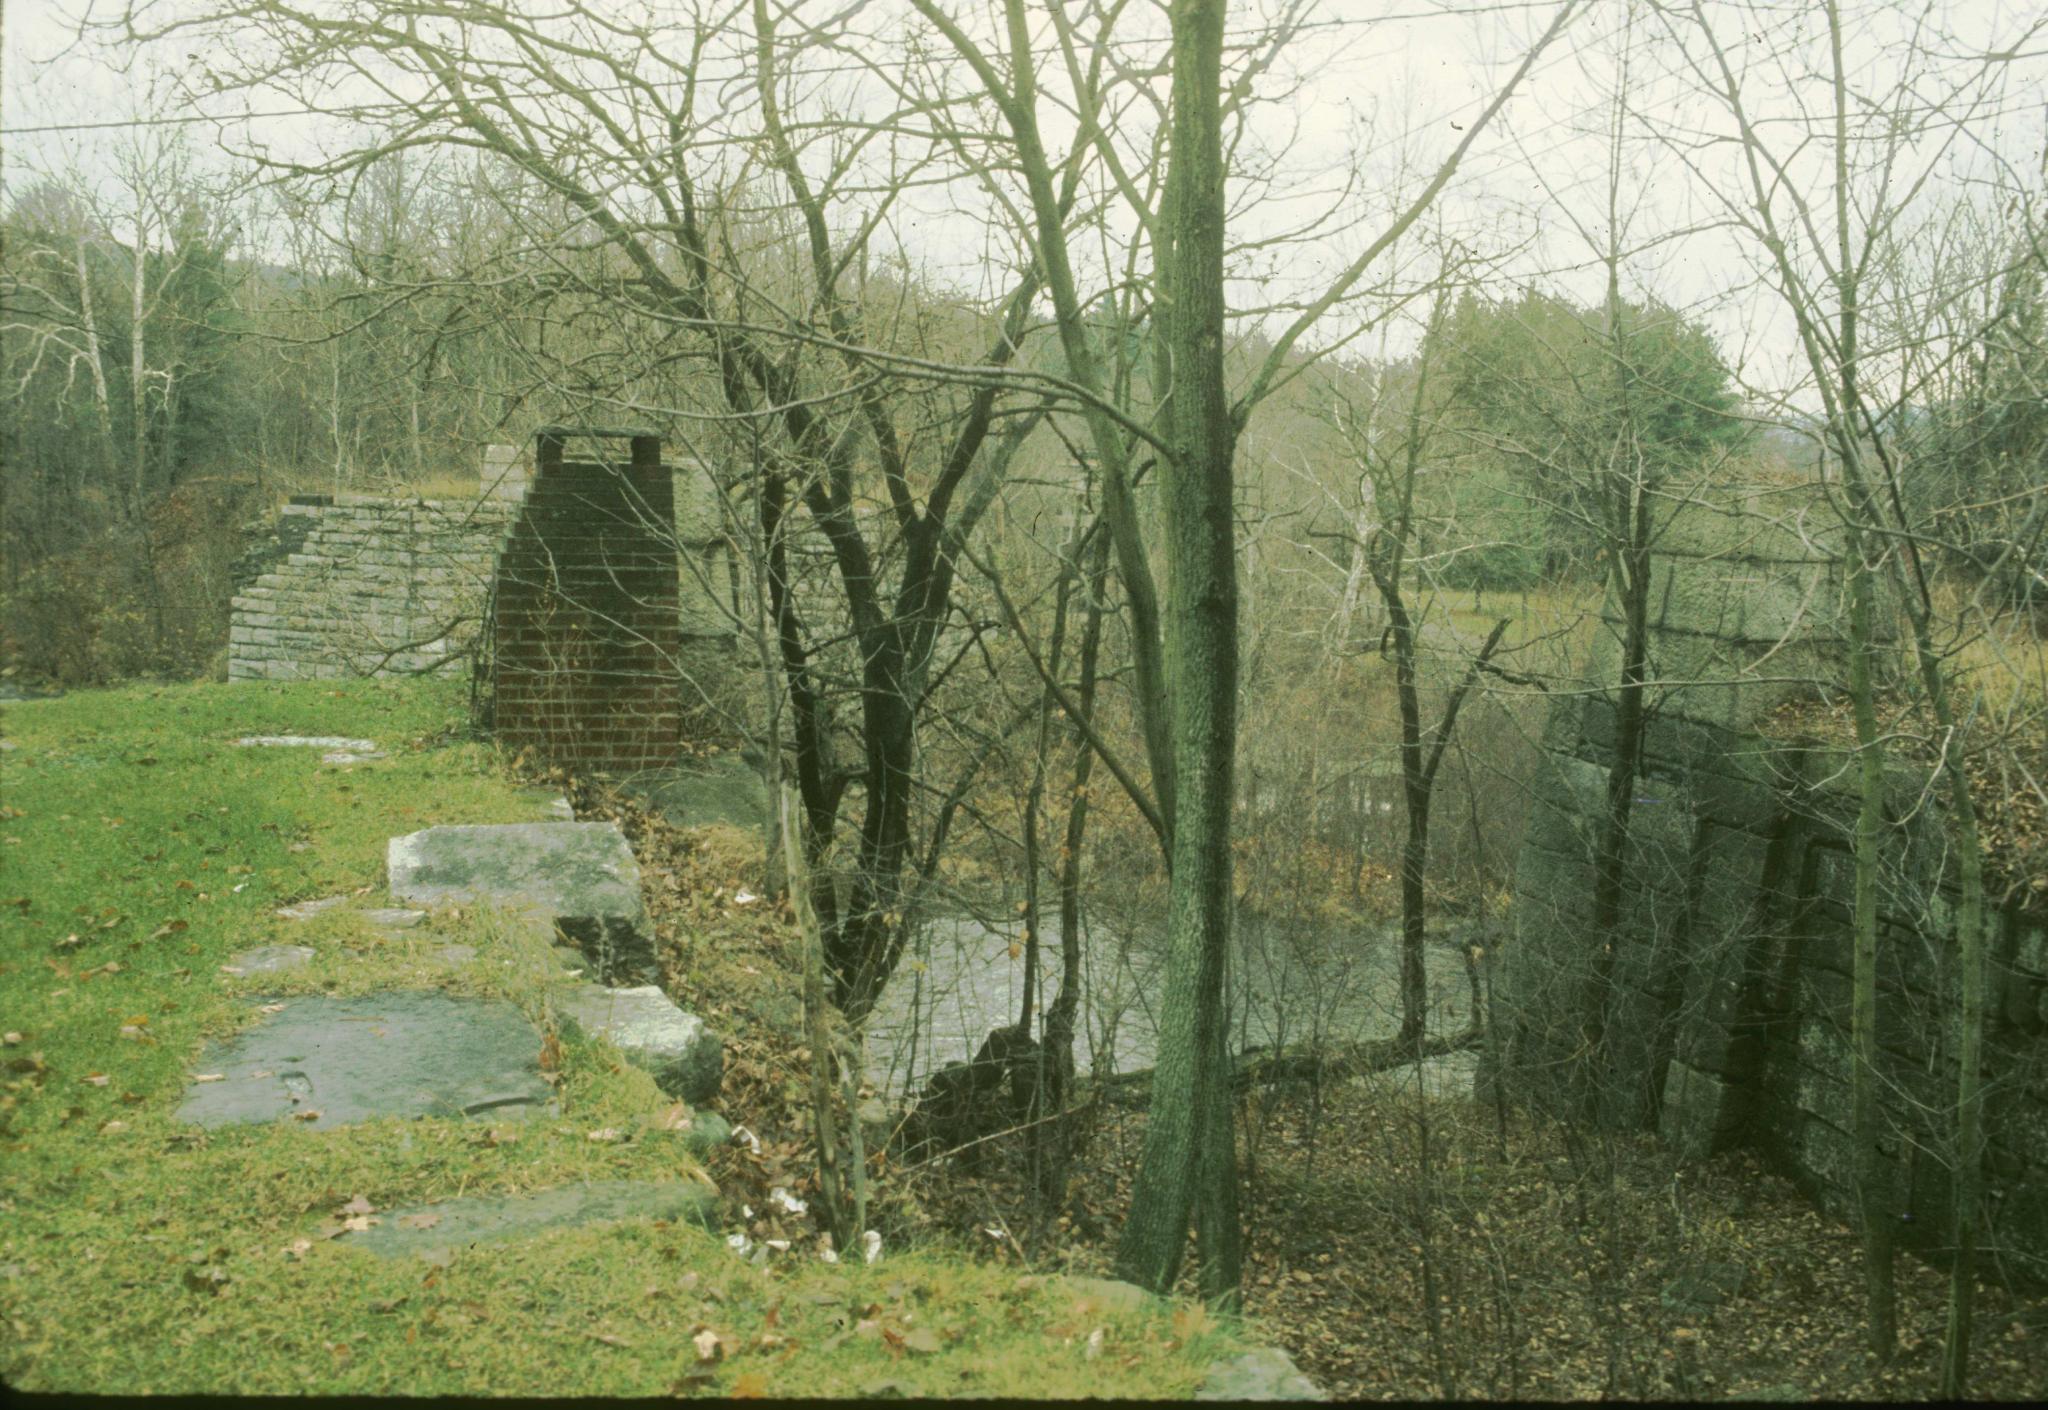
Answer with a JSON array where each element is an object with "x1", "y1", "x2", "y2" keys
[{"x1": 491, "y1": 429, "x2": 681, "y2": 774}]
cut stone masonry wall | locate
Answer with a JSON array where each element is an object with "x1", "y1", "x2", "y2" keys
[
  {"x1": 231, "y1": 443, "x2": 731, "y2": 689},
  {"x1": 1489, "y1": 492, "x2": 2048, "y2": 1282},
  {"x1": 229, "y1": 497, "x2": 515, "y2": 681}
]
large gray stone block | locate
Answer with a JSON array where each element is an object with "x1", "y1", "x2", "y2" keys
[
  {"x1": 177, "y1": 992, "x2": 556, "y2": 1129},
  {"x1": 1197, "y1": 1346, "x2": 1323, "y2": 1401},
  {"x1": 619, "y1": 755, "x2": 768, "y2": 832},
  {"x1": 558, "y1": 983, "x2": 723, "y2": 1104},
  {"x1": 339, "y1": 1180, "x2": 716, "y2": 1260},
  {"x1": 387, "y1": 822, "x2": 657, "y2": 984}
]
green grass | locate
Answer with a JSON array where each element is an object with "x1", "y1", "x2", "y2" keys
[{"x1": 0, "y1": 677, "x2": 1244, "y2": 1395}]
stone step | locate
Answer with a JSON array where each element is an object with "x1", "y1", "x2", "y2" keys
[
  {"x1": 386, "y1": 822, "x2": 656, "y2": 986},
  {"x1": 336, "y1": 1179, "x2": 717, "y2": 1261},
  {"x1": 557, "y1": 983, "x2": 722, "y2": 1104}
]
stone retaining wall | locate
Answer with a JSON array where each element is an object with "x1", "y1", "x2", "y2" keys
[
  {"x1": 229, "y1": 497, "x2": 516, "y2": 680},
  {"x1": 1489, "y1": 491, "x2": 2048, "y2": 1282},
  {"x1": 228, "y1": 443, "x2": 732, "y2": 690}
]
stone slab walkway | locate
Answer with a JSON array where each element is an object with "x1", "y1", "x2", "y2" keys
[
  {"x1": 387, "y1": 822, "x2": 655, "y2": 984},
  {"x1": 177, "y1": 992, "x2": 557, "y2": 1129},
  {"x1": 339, "y1": 1179, "x2": 717, "y2": 1260}
]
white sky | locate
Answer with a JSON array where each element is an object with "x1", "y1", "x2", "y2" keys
[{"x1": 5, "y1": 0, "x2": 2044, "y2": 410}]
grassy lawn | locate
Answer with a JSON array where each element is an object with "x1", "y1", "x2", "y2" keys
[{"x1": 0, "y1": 678, "x2": 1243, "y2": 1396}]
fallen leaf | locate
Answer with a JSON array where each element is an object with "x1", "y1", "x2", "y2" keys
[
  {"x1": 368, "y1": 1296, "x2": 407, "y2": 1314},
  {"x1": 99, "y1": 1120, "x2": 129, "y2": 1134},
  {"x1": 588, "y1": 1332, "x2": 631, "y2": 1348},
  {"x1": 80, "y1": 1073, "x2": 110, "y2": 1087},
  {"x1": 340, "y1": 1194, "x2": 375, "y2": 1216},
  {"x1": 1084, "y1": 1327, "x2": 1105, "y2": 1361},
  {"x1": 192, "y1": 1073, "x2": 225, "y2": 1083},
  {"x1": 692, "y1": 1327, "x2": 726, "y2": 1364},
  {"x1": 292, "y1": 1109, "x2": 322, "y2": 1122},
  {"x1": 283, "y1": 1239, "x2": 313, "y2": 1260},
  {"x1": 1, "y1": 1032, "x2": 20, "y2": 1046}
]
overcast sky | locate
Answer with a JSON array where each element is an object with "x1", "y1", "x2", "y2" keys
[{"x1": 6, "y1": 0, "x2": 2044, "y2": 410}]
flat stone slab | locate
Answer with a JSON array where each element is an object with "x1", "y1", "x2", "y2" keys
[
  {"x1": 621, "y1": 756, "x2": 768, "y2": 831},
  {"x1": 361, "y1": 907, "x2": 427, "y2": 930},
  {"x1": 517, "y1": 790, "x2": 576, "y2": 821},
  {"x1": 222, "y1": 945, "x2": 316, "y2": 976},
  {"x1": 427, "y1": 943, "x2": 478, "y2": 969},
  {"x1": 278, "y1": 895, "x2": 350, "y2": 921},
  {"x1": 236, "y1": 735, "x2": 380, "y2": 751},
  {"x1": 338, "y1": 1179, "x2": 716, "y2": 1260},
  {"x1": 1197, "y1": 1346, "x2": 1324, "y2": 1401},
  {"x1": 386, "y1": 823, "x2": 655, "y2": 985},
  {"x1": 177, "y1": 992, "x2": 555, "y2": 1129},
  {"x1": 558, "y1": 984, "x2": 722, "y2": 1104},
  {"x1": 1064, "y1": 1276, "x2": 1154, "y2": 1313}
]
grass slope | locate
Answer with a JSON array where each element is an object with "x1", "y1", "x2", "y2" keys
[{"x1": 0, "y1": 679, "x2": 1242, "y2": 1396}]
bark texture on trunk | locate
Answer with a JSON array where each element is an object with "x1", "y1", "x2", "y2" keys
[{"x1": 1114, "y1": 0, "x2": 1242, "y2": 1304}]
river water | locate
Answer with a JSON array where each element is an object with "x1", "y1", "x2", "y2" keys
[{"x1": 861, "y1": 908, "x2": 1483, "y2": 1102}]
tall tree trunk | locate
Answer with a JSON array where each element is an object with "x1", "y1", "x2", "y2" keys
[
  {"x1": 1842, "y1": 514, "x2": 1897, "y2": 1362},
  {"x1": 72, "y1": 242, "x2": 119, "y2": 477},
  {"x1": 1021, "y1": 549, "x2": 1076, "y2": 1037},
  {"x1": 1386, "y1": 588, "x2": 1430, "y2": 1053},
  {"x1": 1580, "y1": 474, "x2": 1652, "y2": 1120},
  {"x1": 784, "y1": 785, "x2": 850, "y2": 1251},
  {"x1": 1040, "y1": 530, "x2": 1110, "y2": 1207},
  {"x1": 1820, "y1": 3, "x2": 1896, "y2": 1357},
  {"x1": 129, "y1": 229, "x2": 149, "y2": 499},
  {"x1": 1937, "y1": 686, "x2": 1986, "y2": 1396},
  {"x1": 1115, "y1": 0, "x2": 1242, "y2": 1305}
]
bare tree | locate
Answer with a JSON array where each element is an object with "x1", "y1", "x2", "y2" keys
[{"x1": 1657, "y1": 0, "x2": 2043, "y2": 1375}]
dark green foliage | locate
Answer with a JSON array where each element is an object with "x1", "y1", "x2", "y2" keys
[{"x1": 1437, "y1": 289, "x2": 1747, "y2": 563}]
